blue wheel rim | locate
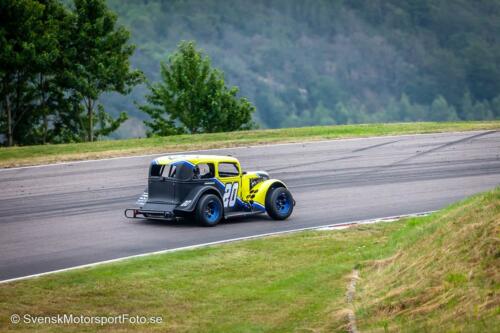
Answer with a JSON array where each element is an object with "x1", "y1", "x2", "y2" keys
[
  {"x1": 275, "y1": 192, "x2": 291, "y2": 215},
  {"x1": 205, "y1": 199, "x2": 220, "y2": 223}
]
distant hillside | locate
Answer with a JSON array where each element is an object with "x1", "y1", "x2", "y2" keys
[{"x1": 104, "y1": 0, "x2": 500, "y2": 138}]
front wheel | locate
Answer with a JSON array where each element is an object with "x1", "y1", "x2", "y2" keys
[
  {"x1": 195, "y1": 194, "x2": 223, "y2": 227},
  {"x1": 265, "y1": 187, "x2": 294, "y2": 220}
]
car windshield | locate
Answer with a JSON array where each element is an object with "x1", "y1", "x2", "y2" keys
[{"x1": 218, "y1": 162, "x2": 240, "y2": 177}]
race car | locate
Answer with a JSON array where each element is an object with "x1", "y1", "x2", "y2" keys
[{"x1": 125, "y1": 155, "x2": 295, "y2": 226}]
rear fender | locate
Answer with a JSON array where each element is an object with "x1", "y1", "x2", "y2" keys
[
  {"x1": 250, "y1": 179, "x2": 287, "y2": 211},
  {"x1": 174, "y1": 185, "x2": 222, "y2": 213}
]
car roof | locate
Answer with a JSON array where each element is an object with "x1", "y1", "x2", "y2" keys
[{"x1": 151, "y1": 154, "x2": 239, "y2": 166}]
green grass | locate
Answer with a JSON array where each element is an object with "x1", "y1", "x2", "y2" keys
[
  {"x1": 0, "y1": 188, "x2": 498, "y2": 332},
  {"x1": 355, "y1": 188, "x2": 500, "y2": 332},
  {"x1": 1, "y1": 121, "x2": 499, "y2": 168}
]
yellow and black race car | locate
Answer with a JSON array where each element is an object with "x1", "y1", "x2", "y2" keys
[{"x1": 125, "y1": 155, "x2": 295, "y2": 226}]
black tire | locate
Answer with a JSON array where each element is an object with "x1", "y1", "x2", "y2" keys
[
  {"x1": 265, "y1": 187, "x2": 294, "y2": 220},
  {"x1": 195, "y1": 194, "x2": 223, "y2": 227}
]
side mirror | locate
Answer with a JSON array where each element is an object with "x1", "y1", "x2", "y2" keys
[{"x1": 242, "y1": 171, "x2": 247, "y2": 175}]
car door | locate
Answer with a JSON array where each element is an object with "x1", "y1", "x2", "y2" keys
[{"x1": 217, "y1": 161, "x2": 243, "y2": 213}]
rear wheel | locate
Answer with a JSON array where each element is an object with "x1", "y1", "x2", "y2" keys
[
  {"x1": 195, "y1": 194, "x2": 223, "y2": 227},
  {"x1": 265, "y1": 187, "x2": 294, "y2": 220}
]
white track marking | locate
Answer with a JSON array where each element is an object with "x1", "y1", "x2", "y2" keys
[
  {"x1": 0, "y1": 211, "x2": 434, "y2": 284},
  {"x1": 0, "y1": 130, "x2": 492, "y2": 171}
]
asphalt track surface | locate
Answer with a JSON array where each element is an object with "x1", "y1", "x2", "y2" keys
[{"x1": 1, "y1": 131, "x2": 499, "y2": 281}]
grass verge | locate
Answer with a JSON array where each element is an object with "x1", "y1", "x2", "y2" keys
[
  {"x1": 355, "y1": 189, "x2": 500, "y2": 332},
  {"x1": 0, "y1": 188, "x2": 498, "y2": 332},
  {"x1": 1, "y1": 121, "x2": 499, "y2": 168}
]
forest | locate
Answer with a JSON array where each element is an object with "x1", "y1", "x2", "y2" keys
[
  {"x1": 104, "y1": 0, "x2": 500, "y2": 138},
  {"x1": 2, "y1": 0, "x2": 500, "y2": 143}
]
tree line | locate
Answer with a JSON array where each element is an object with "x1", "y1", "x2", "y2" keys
[{"x1": 0, "y1": 0, "x2": 255, "y2": 146}]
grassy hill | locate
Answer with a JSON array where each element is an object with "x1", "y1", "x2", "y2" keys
[
  {"x1": 355, "y1": 189, "x2": 499, "y2": 331},
  {"x1": 0, "y1": 187, "x2": 498, "y2": 332}
]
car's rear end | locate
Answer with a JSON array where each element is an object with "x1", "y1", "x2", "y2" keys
[{"x1": 126, "y1": 158, "x2": 195, "y2": 220}]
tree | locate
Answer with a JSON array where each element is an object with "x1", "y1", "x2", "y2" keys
[
  {"x1": 429, "y1": 95, "x2": 459, "y2": 121},
  {"x1": 0, "y1": 0, "x2": 139, "y2": 146},
  {"x1": 0, "y1": 0, "x2": 84, "y2": 146},
  {"x1": 66, "y1": 0, "x2": 143, "y2": 142},
  {"x1": 140, "y1": 41, "x2": 255, "y2": 136},
  {"x1": 31, "y1": 0, "x2": 69, "y2": 144},
  {"x1": 0, "y1": 0, "x2": 45, "y2": 146}
]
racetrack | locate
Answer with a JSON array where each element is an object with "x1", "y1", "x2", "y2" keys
[{"x1": 1, "y1": 130, "x2": 499, "y2": 281}]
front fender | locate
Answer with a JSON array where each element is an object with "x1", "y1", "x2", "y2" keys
[
  {"x1": 250, "y1": 179, "x2": 288, "y2": 209},
  {"x1": 174, "y1": 185, "x2": 222, "y2": 213}
]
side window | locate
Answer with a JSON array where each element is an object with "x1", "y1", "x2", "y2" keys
[
  {"x1": 167, "y1": 165, "x2": 177, "y2": 178},
  {"x1": 150, "y1": 165, "x2": 166, "y2": 177},
  {"x1": 218, "y1": 162, "x2": 240, "y2": 178},
  {"x1": 194, "y1": 163, "x2": 215, "y2": 179}
]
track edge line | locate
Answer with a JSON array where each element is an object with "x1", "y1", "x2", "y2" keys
[{"x1": 0, "y1": 210, "x2": 435, "y2": 284}]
